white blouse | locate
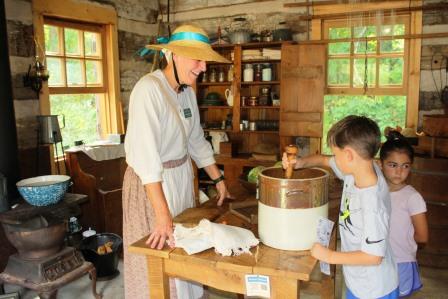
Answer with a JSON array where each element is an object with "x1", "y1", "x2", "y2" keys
[{"x1": 125, "y1": 70, "x2": 215, "y2": 184}]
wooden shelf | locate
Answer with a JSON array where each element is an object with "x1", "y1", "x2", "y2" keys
[
  {"x1": 198, "y1": 82, "x2": 232, "y2": 86},
  {"x1": 242, "y1": 59, "x2": 281, "y2": 63},
  {"x1": 241, "y1": 106, "x2": 280, "y2": 109},
  {"x1": 212, "y1": 41, "x2": 288, "y2": 50},
  {"x1": 241, "y1": 81, "x2": 280, "y2": 86},
  {"x1": 239, "y1": 130, "x2": 279, "y2": 134},
  {"x1": 199, "y1": 106, "x2": 232, "y2": 109}
]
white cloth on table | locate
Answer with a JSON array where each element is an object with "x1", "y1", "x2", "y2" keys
[
  {"x1": 174, "y1": 219, "x2": 259, "y2": 256},
  {"x1": 65, "y1": 143, "x2": 125, "y2": 161}
]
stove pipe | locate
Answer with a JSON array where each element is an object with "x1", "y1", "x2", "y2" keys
[{"x1": 0, "y1": 0, "x2": 20, "y2": 211}]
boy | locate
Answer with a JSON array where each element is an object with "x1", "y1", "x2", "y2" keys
[{"x1": 283, "y1": 115, "x2": 398, "y2": 299}]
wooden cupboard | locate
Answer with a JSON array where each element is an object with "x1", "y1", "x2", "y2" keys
[{"x1": 196, "y1": 42, "x2": 327, "y2": 189}]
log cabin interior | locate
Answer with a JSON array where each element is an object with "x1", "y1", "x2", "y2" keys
[{"x1": 0, "y1": 0, "x2": 447, "y2": 298}]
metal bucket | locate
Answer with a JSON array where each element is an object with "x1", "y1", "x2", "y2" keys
[{"x1": 258, "y1": 167, "x2": 329, "y2": 250}]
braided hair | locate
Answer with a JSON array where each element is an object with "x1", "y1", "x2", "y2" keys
[{"x1": 379, "y1": 130, "x2": 414, "y2": 163}]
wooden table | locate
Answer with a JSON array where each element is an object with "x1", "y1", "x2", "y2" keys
[{"x1": 129, "y1": 199, "x2": 319, "y2": 298}]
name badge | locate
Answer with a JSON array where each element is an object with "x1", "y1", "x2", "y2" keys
[{"x1": 183, "y1": 108, "x2": 192, "y2": 118}]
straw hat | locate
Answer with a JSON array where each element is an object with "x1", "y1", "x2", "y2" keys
[{"x1": 146, "y1": 24, "x2": 231, "y2": 64}]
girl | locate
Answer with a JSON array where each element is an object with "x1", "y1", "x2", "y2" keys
[{"x1": 380, "y1": 130, "x2": 429, "y2": 297}]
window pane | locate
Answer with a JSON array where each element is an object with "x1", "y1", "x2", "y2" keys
[
  {"x1": 379, "y1": 58, "x2": 403, "y2": 85},
  {"x1": 353, "y1": 58, "x2": 376, "y2": 87},
  {"x1": 84, "y1": 31, "x2": 101, "y2": 57},
  {"x1": 322, "y1": 95, "x2": 407, "y2": 154},
  {"x1": 329, "y1": 42, "x2": 350, "y2": 55},
  {"x1": 44, "y1": 25, "x2": 60, "y2": 54},
  {"x1": 86, "y1": 60, "x2": 102, "y2": 85},
  {"x1": 381, "y1": 24, "x2": 405, "y2": 36},
  {"x1": 380, "y1": 39, "x2": 404, "y2": 53},
  {"x1": 329, "y1": 27, "x2": 351, "y2": 39},
  {"x1": 328, "y1": 59, "x2": 350, "y2": 86},
  {"x1": 46, "y1": 57, "x2": 64, "y2": 86},
  {"x1": 66, "y1": 59, "x2": 84, "y2": 86},
  {"x1": 354, "y1": 40, "x2": 377, "y2": 54},
  {"x1": 354, "y1": 26, "x2": 376, "y2": 38},
  {"x1": 50, "y1": 94, "x2": 100, "y2": 147},
  {"x1": 64, "y1": 28, "x2": 82, "y2": 56},
  {"x1": 393, "y1": 24, "x2": 405, "y2": 35}
]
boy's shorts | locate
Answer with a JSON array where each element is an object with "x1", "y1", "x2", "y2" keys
[
  {"x1": 346, "y1": 287, "x2": 399, "y2": 299},
  {"x1": 397, "y1": 262, "x2": 423, "y2": 297}
]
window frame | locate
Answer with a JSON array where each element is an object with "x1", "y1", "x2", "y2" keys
[
  {"x1": 311, "y1": 0, "x2": 422, "y2": 134},
  {"x1": 32, "y1": 0, "x2": 123, "y2": 138},
  {"x1": 324, "y1": 15, "x2": 410, "y2": 96},
  {"x1": 44, "y1": 18, "x2": 108, "y2": 95}
]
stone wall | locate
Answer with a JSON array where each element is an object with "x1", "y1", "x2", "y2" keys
[{"x1": 4, "y1": 0, "x2": 160, "y2": 150}]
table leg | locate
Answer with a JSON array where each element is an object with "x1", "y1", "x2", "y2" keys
[
  {"x1": 147, "y1": 255, "x2": 169, "y2": 299},
  {"x1": 270, "y1": 276, "x2": 299, "y2": 299},
  {"x1": 88, "y1": 266, "x2": 102, "y2": 299}
]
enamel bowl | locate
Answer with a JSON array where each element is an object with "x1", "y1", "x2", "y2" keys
[{"x1": 16, "y1": 175, "x2": 71, "y2": 206}]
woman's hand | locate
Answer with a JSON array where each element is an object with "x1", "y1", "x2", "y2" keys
[
  {"x1": 146, "y1": 212, "x2": 175, "y2": 250},
  {"x1": 310, "y1": 243, "x2": 332, "y2": 263},
  {"x1": 215, "y1": 181, "x2": 234, "y2": 206}
]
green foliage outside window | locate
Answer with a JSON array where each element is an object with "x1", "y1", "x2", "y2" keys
[
  {"x1": 50, "y1": 94, "x2": 100, "y2": 148},
  {"x1": 322, "y1": 95, "x2": 406, "y2": 154}
]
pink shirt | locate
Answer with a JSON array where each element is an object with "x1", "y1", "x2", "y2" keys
[{"x1": 389, "y1": 185, "x2": 426, "y2": 263}]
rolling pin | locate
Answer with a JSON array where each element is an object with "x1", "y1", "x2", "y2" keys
[{"x1": 285, "y1": 145, "x2": 299, "y2": 179}]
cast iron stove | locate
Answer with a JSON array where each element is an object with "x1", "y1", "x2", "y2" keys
[{"x1": 0, "y1": 194, "x2": 101, "y2": 299}]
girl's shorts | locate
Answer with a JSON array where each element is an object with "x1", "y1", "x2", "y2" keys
[
  {"x1": 397, "y1": 261, "x2": 423, "y2": 297},
  {"x1": 347, "y1": 287, "x2": 399, "y2": 299}
]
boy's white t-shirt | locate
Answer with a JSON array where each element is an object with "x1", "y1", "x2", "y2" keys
[
  {"x1": 389, "y1": 185, "x2": 426, "y2": 263},
  {"x1": 329, "y1": 157, "x2": 398, "y2": 298}
]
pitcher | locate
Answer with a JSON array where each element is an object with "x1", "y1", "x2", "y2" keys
[{"x1": 225, "y1": 88, "x2": 233, "y2": 106}]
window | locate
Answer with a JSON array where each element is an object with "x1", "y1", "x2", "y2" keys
[
  {"x1": 322, "y1": 15, "x2": 410, "y2": 153},
  {"x1": 44, "y1": 19, "x2": 106, "y2": 147},
  {"x1": 32, "y1": 0, "x2": 124, "y2": 163}
]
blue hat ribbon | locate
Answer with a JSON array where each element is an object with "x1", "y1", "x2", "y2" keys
[{"x1": 137, "y1": 32, "x2": 210, "y2": 57}]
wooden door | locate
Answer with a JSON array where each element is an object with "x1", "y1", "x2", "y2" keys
[{"x1": 280, "y1": 43, "x2": 326, "y2": 139}]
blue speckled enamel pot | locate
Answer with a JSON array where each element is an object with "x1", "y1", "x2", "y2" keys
[{"x1": 16, "y1": 175, "x2": 71, "y2": 206}]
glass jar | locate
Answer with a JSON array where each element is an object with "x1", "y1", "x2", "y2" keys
[
  {"x1": 201, "y1": 71, "x2": 208, "y2": 83},
  {"x1": 243, "y1": 64, "x2": 254, "y2": 82},
  {"x1": 218, "y1": 68, "x2": 225, "y2": 82},
  {"x1": 227, "y1": 65, "x2": 234, "y2": 82},
  {"x1": 209, "y1": 68, "x2": 217, "y2": 82},
  {"x1": 262, "y1": 63, "x2": 272, "y2": 81}
]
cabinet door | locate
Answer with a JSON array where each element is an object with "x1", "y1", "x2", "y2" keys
[{"x1": 280, "y1": 44, "x2": 326, "y2": 137}]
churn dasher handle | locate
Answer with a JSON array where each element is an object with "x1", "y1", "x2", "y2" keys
[{"x1": 285, "y1": 145, "x2": 299, "y2": 179}]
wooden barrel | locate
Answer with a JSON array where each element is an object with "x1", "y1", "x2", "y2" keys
[{"x1": 410, "y1": 157, "x2": 448, "y2": 268}]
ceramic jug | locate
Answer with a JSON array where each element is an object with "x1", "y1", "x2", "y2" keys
[{"x1": 225, "y1": 89, "x2": 234, "y2": 106}]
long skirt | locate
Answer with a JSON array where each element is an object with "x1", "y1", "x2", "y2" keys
[{"x1": 122, "y1": 162, "x2": 203, "y2": 299}]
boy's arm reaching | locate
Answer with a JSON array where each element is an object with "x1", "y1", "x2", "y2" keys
[
  {"x1": 311, "y1": 243, "x2": 383, "y2": 265},
  {"x1": 282, "y1": 154, "x2": 331, "y2": 170}
]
